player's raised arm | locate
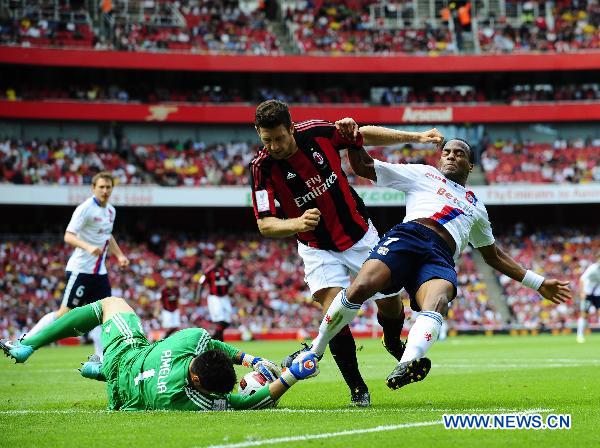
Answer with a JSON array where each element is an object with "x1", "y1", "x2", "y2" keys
[
  {"x1": 477, "y1": 243, "x2": 571, "y2": 304},
  {"x1": 347, "y1": 147, "x2": 377, "y2": 182},
  {"x1": 334, "y1": 118, "x2": 443, "y2": 147}
]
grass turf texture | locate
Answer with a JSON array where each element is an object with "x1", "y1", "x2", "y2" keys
[{"x1": 1, "y1": 335, "x2": 599, "y2": 448}]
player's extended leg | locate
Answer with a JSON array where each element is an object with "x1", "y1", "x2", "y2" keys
[
  {"x1": 375, "y1": 295, "x2": 406, "y2": 361},
  {"x1": 576, "y1": 298, "x2": 588, "y2": 343},
  {"x1": 26, "y1": 305, "x2": 71, "y2": 338},
  {"x1": 1, "y1": 301, "x2": 103, "y2": 363},
  {"x1": 310, "y1": 259, "x2": 394, "y2": 357},
  {"x1": 386, "y1": 278, "x2": 453, "y2": 390},
  {"x1": 315, "y1": 287, "x2": 370, "y2": 407}
]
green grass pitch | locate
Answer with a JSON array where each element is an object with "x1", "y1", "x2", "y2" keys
[{"x1": 1, "y1": 335, "x2": 599, "y2": 448}]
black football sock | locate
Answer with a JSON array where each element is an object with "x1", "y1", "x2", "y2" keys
[
  {"x1": 212, "y1": 322, "x2": 229, "y2": 342},
  {"x1": 328, "y1": 325, "x2": 368, "y2": 393},
  {"x1": 378, "y1": 311, "x2": 405, "y2": 347}
]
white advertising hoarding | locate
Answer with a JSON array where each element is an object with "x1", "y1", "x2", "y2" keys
[{"x1": 0, "y1": 184, "x2": 599, "y2": 206}]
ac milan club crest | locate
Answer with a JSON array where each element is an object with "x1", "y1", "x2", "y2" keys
[{"x1": 313, "y1": 151, "x2": 325, "y2": 165}]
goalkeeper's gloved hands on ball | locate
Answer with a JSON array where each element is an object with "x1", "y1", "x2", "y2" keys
[
  {"x1": 241, "y1": 353, "x2": 281, "y2": 382},
  {"x1": 279, "y1": 352, "x2": 319, "y2": 388}
]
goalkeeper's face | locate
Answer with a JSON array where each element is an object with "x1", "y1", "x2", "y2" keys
[{"x1": 189, "y1": 350, "x2": 237, "y2": 394}]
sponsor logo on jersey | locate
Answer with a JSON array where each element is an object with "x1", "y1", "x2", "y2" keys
[
  {"x1": 425, "y1": 172, "x2": 447, "y2": 183},
  {"x1": 286, "y1": 172, "x2": 296, "y2": 180},
  {"x1": 436, "y1": 187, "x2": 474, "y2": 216},
  {"x1": 294, "y1": 173, "x2": 338, "y2": 207}
]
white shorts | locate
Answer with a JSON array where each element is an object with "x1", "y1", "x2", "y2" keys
[
  {"x1": 161, "y1": 309, "x2": 181, "y2": 329},
  {"x1": 298, "y1": 220, "x2": 399, "y2": 300},
  {"x1": 207, "y1": 294, "x2": 233, "y2": 323}
]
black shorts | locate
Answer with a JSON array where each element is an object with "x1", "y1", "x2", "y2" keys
[
  {"x1": 61, "y1": 271, "x2": 111, "y2": 308},
  {"x1": 585, "y1": 295, "x2": 600, "y2": 310}
]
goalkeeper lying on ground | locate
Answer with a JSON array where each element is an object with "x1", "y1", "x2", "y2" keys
[{"x1": 1, "y1": 296, "x2": 319, "y2": 411}]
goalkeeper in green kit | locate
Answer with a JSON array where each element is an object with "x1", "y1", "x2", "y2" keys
[{"x1": 1, "y1": 296, "x2": 319, "y2": 411}]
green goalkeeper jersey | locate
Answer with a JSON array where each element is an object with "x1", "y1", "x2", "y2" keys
[{"x1": 105, "y1": 322, "x2": 275, "y2": 411}]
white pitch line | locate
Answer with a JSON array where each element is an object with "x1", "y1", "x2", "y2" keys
[
  {"x1": 202, "y1": 421, "x2": 441, "y2": 448},
  {"x1": 201, "y1": 409, "x2": 554, "y2": 448},
  {"x1": 0, "y1": 407, "x2": 555, "y2": 416}
]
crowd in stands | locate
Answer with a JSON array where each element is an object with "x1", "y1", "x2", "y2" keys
[
  {"x1": 496, "y1": 225, "x2": 600, "y2": 330},
  {"x1": 0, "y1": 230, "x2": 502, "y2": 340},
  {"x1": 3, "y1": 82, "x2": 599, "y2": 106},
  {"x1": 479, "y1": 0, "x2": 600, "y2": 53},
  {"x1": 284, "y1": 0, "x2": 455, "y2": 54},
  {"x1": 0, "y1": 0, "x2": 280, "y2": 54},
  {"x1": 481, "y1": 138, "x2": 600, "y2": 184},
  {"x1": 0, "y1": 137, "x2": 259, "y2": 186},
  {"x1": 2, "y1": 136, "x2": 600, "y2": 187},
  {"x1": 1, "y1": 0, "x2": 597, "y2": 55}
]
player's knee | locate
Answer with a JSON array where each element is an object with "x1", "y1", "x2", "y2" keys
[
  {"x1": 101, "y1": 296, "x2": 126, "y2": 306},
  {"x1": 347, "y1": 278, "x2": 376, "y2": 304},
  {"x1": 422, "y1": 295, "x2": 449, "y2": 316}
]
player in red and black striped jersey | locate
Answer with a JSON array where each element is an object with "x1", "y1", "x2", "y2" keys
[
  {"x1": 196, "y1": 250, "x2": 234, "y2": 342},
  {"x1": 250, "y1": 100, "x2": 443, "y2": 406},
  {"x1": 156, "y1": 279, "x2": 181, "y2": 337}
]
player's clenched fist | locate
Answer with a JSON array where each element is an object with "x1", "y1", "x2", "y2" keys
[
  {"x1": 418, "y1": 128, "x2": 444, "y2": 145},
  {"x1": 296, "y1": 208, "x2": 321, "y2": 232}
]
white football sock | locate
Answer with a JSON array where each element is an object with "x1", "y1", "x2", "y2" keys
[
  {"x1": 399, "y1": 311, "x2": 443, "y2": 363},
  {"x1": 89, "y1": 326, "x2": 104, "y2": 361},
  {"x1": 576, "y1": 316, "x2": 586, "y2": 341},
  {"x1": 311, "y1": 289, "x2": 361, "y2": 357},
  {"x1": 439, "y1": 320, "x2": 448, "y2": 341},
  {"x1": 27, "y1": 311, "x2": 56, "y2": 337}
]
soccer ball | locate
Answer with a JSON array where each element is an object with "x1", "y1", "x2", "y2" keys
[{"x1": 238, "y1": 371, "x2": 269, "y2": 396}]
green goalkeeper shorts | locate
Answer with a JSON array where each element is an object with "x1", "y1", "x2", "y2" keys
[{"x1": 101, "y1": 312, "x2": 150, "y2": 410}]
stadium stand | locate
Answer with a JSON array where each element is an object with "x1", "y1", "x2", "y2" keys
[
  {"x1": 496, "y1": 226, "x2": 600, "y2": 330},
  {"x1": 2, "y1": 137, "x2": 599, "y2": 186}
]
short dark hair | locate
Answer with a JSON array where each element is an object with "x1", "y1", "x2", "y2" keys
[
  {"x1": 255, "y1": 99, "x2": 292, "y2": 129},
  {"x1": 92, "y1": 171, "x2": 114, "y2": 187},
  {"x1": 190, "y1": 349, "x2": 236, "y2": 394},
  {"x1": 443, "y1": 138, "x2": 474, "y2": 164}
]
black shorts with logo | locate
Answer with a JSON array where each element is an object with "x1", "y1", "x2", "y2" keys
[
  {"x1": 61, "y1": 271, "x2": 112, "y2": 308},
  {"x1": 585, "y1": 295, "x2": 600, "y2": 310}
]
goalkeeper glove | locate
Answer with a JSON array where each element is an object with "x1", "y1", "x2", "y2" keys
[
  {"x1": 240, "y1": 353, "x2": 281, "y2": 382},
  {"x1": 279, "y1": 352, "x2": 319, "y2": 388}
]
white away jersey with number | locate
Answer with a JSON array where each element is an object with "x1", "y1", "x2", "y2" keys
[
  {"x1": 374, "y1": 160, "x2": 495, "y2": 260},
  {"x1": 65, "y1": 196, "x2": 116, "y2": 274},
  {"x1": 581, "y1": 262, "x2": 600, "y2": 296}
]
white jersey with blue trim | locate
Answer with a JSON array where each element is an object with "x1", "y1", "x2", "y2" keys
[
  {"x1": 65, "y1": 196, "x2": 116, "y2": 275},
  {"x1": 581, "y1": 262, "x2": 600, "y2": 296},
  {"x1": 374, "y1": 160, "x2": 494, "y2": 260}
]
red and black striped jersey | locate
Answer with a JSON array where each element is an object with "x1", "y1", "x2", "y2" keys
[
  {"x1": 200, "y1": 265, "x2": 232, "y2": 296},
  {"x1": 160, "y1": 286, "x2": 180, "y2": 312},
  {"x1": 249, "y1": 120, "x2": 370, "y2": 252}
]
